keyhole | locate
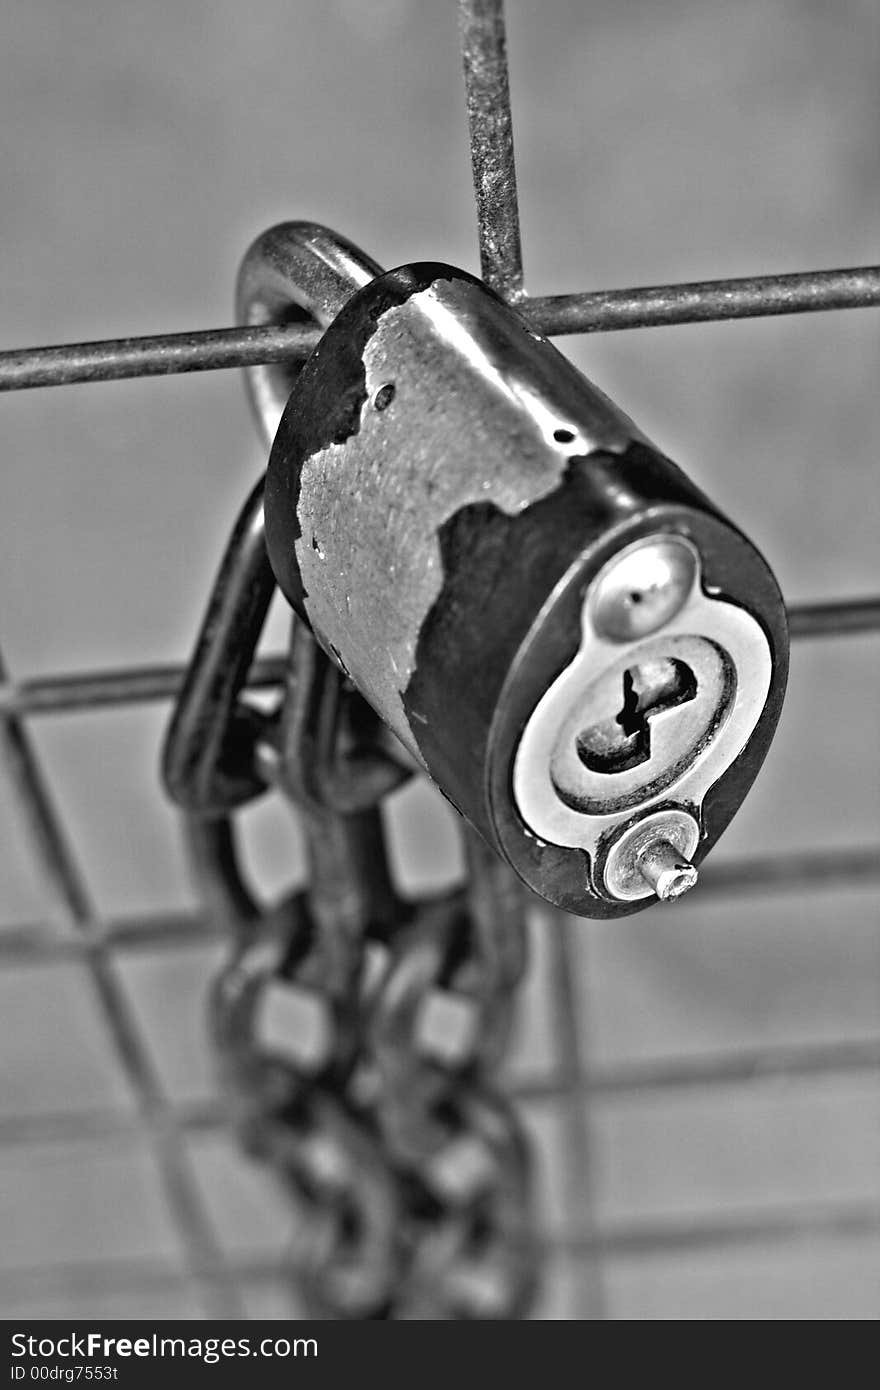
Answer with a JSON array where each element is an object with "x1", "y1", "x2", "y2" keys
[{"x1": 576, "y1": 658, "x2": 697, "y2": 774}]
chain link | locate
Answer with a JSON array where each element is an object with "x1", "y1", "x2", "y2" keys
[{"x1": 163, "y1": 486, "x2": 539, "y2": 1318}]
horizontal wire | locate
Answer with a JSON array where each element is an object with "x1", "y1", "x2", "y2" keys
[
  {"x1": 0, "y1": 655, "x2": 285, "y2": 717},
  {"x1": 0, "y1": 323, "x2": 320, "y2": 392},
  {"x1": 556, "y1": 1199, "x2": 880, "y2": 1260},
  {"x1": 0, "y1": 909, "x2": 217, "y2": 964},
  {"x1": 1, "y1": 1029, "x2": 877, "y2": 1146},
  {"x1": 1, "y1": 1194, "x2": 877, "y2": 1310},
  {"x1": 0, "y1": 1252, "x2": 263, "y2": 1311},
  {"x1": 525, "y1": 265, "x2": 880, "y2": 335},
  {"x1": 788, "y1": 596, "x2": 880, "y2": 637},
  {"x1": 514, "y1": 1034, "x2": 880, "y2": 1104},
  {"x1": 675, "y1": 844, "x2": 880, "y2": 898},
  {"x1": 2, "y1": 843, "x2": 878, "y2": 969},
  {"x1": 1, "y1": 267, "x2": 878, "y2": 392},
  {"x1": 0, "y1": 597, "x2": 876, "y2": 720}
]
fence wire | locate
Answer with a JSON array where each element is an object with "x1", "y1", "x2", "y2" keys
[{"x1": 0, "y1": 0, "x2": 877, "y2": 1319}]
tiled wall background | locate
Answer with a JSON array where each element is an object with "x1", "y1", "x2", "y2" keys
[{"x1": 0, "y1": 0, "x2": 878, "y2": 1319}]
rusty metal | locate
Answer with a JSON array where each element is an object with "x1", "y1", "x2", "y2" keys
[
  {"x1": 458, "y1": 0, "x2": 524, "y2": 299},
  {"x1": 158, "y1": 220, "x2": 539, "y2": 1317},
  {"x1": 3, "y1": 266, "x2": 880, "y2": 392},
  {"x1": 162, "y1": 533, "x2": 538, "y2": 1315}
]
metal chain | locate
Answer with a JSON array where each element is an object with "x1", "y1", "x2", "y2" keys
[{"x1": 163, "y1": 484, "x2": 539, "y2": 1318}]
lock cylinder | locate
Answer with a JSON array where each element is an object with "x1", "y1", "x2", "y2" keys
[{"x1": 263, "y1": 261, "x2": 788, "y2": 918}]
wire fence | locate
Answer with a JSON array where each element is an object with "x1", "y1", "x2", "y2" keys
[{"x1": 0, "y1": 0, "x2": 877, "y2": 1319}]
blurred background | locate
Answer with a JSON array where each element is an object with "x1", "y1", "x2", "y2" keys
[{"x1": 0, "y1": 0, "x2": 877, "y2": 1319}]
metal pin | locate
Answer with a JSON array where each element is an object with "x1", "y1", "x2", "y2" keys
[{"x1": 636, "y1": 838, "x2": 699, "y2": 901}]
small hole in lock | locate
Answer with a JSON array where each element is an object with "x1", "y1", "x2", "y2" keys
[
  {"x1": 553, "y1": 427, "x2": 575, "y2": 444},
  {"x1": 374, "y1": 383, "x2": 395, "y2": 412}
]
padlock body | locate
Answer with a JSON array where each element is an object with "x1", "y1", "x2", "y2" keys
[{"x1": 265, "y1": 264, "x2": 788, "y2": 918}]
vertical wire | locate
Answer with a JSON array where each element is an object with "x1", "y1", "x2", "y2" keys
[
  {"x1": 459, "y1": 0, "x2": 602, "y2": 1316},
  {"x1": 547, "y1": 909, "x2": 606, "y2": 1318},
  {"x1": 458, "y1": 0, "x2": 525, "y2": 298},
  {"x1": 0, "y1": 642, "x2": 242, "y2": 1318},
  {"x1": 0, "y1": 649, "x2": 94, "y2": 929}
]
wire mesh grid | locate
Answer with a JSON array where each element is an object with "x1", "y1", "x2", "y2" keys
[{"x1": 0, "y1": 0, "x2": 878, "y2": 1319}]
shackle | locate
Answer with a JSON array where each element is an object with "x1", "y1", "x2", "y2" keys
[{"x1": 236, "y1": 221, "x2": 383, "y2": 448}]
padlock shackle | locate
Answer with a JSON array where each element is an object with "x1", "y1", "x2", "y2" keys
[
  {"x1": 162, "y1": 478, "x2": 275, "y2": 815},
  {"x1": 236, "y1": 221, "x2": 384, "y2": 448}
]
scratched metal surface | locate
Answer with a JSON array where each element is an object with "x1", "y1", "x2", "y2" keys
[{"x1": 287, "y1": 273, "x2": 639, "y2": 757}]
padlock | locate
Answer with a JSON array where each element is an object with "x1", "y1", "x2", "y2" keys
[{"x1": 246, "y1": 226, "x2": 788, "y2": 919}]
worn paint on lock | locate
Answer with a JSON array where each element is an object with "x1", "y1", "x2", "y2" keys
[
  {"x1": 264, "y1": 263, "x2": 789, "y2": 918},
  {"x1": 267, "y1": 267, "x2": 642, "y2": 760}
]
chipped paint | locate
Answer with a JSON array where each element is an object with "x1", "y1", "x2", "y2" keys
[{"x1": 276, "y1": 271, "x2": 642, "y2": 759}]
